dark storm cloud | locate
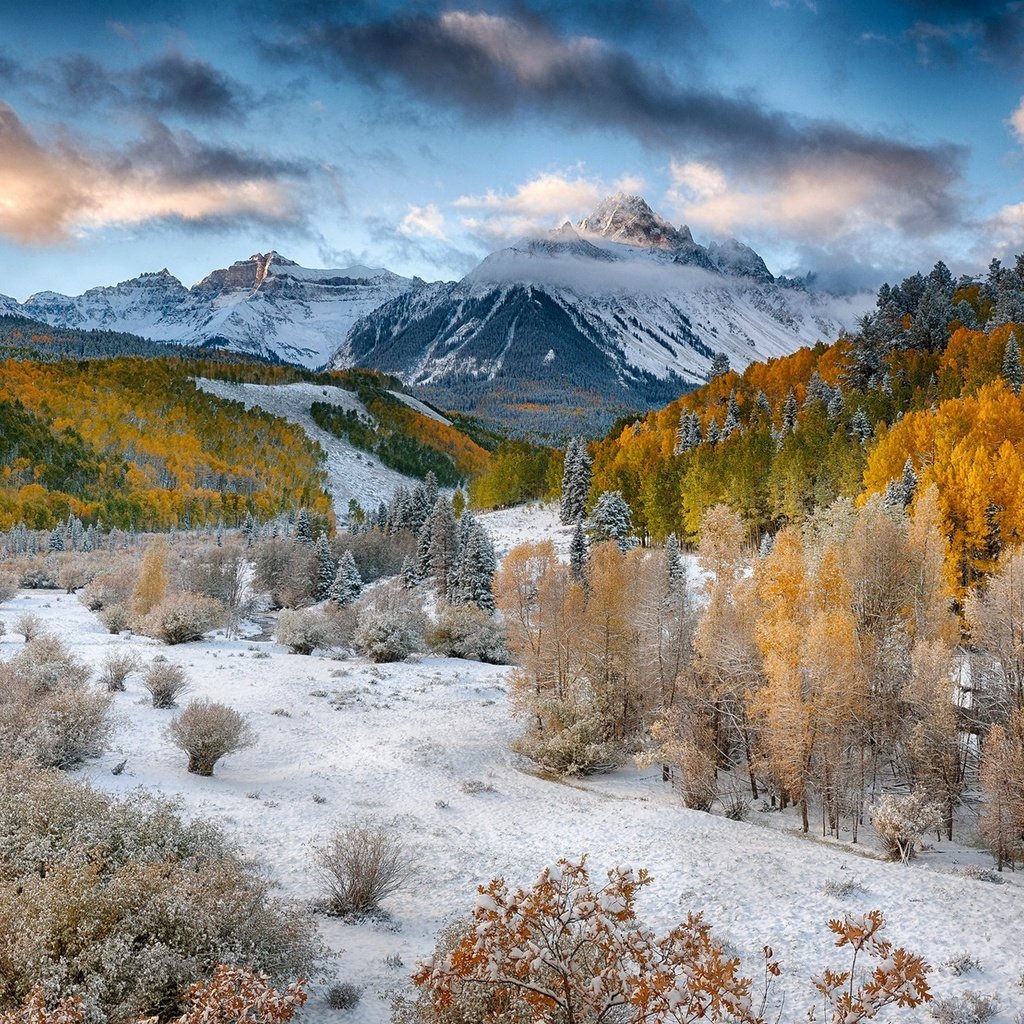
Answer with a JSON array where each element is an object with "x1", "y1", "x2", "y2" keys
[
  {"x1": 5, "y1": 50, "x2": 252, "y2": 121},
  {"x1": 902, "y1": 1, "x2": 1024, "y2": 70},
  {"x1": 272, "y1": 6, "x2": 963, "y2": 236}
]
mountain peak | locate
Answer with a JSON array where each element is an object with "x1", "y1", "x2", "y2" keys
[{"x1": 578, "y1": 193, "x2": 689, "y2": 250}]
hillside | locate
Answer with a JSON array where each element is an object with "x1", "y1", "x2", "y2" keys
[{"x1": 590, "y1": 257, "x2": 1024, "y2": 594}]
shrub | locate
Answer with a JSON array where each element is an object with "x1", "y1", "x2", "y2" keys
[
  {"x1": 0, "y1": 571, "x2": 18, "y2": 604},
  {"x1": 353, "y1": 584, "x2": 426, "y2": 663},
  {"x1": 403, "y1": 861, "x2": 932, "y2": 1024},
  {"x1": 336, "y1": 528, "x2": 416, "y2": 584},
  {"x1": 0, "y1": 620, "x2": 5, "y2": 639},
  {"x1": 56, "y1": 554, "x2": 97, "y2": 594},
  {"x1": 426, "y1": 606, "x2": 509, "y2": 664},
  {"x1": 176, "y1": 544, "x2": 248, "y2": 611},
  {"x1": 872, "y1": 791, "x2": 942, "y2": 862},
  {"x1": 142, "y1": 661, "x2": 190, "y2": 708},
  {"x1": 325, "y1": 982, "x2": 362, "y2": 1011},
  {"x1": 276, "y1": 608, "x2": 343, "y2": 656},
  {"x1": 98, "y1": 603, "x2": 130, "y2": 634},
  {"x1": 312, "y1": 818, "x2": 416, "y2": 918},
  {"x1": 169, "y1": 699, "x2": 257, "y2": 776},
  {"x1": 0, "y1": 636, "x2": 111, "y2": 768},
  {"x1": 929, "y1": 992, "x2": 998, "y2": 1024},
  {"x1": 0, "y1": 766, "x2": 323, "y2": 1019},
  {"x1": 943, "y1": 953, "x2": 982, "y2": 976},
  {"x1": 513, "y1": 710, "x2": 621, "y2": 776},
  {"x1": 79, "y1": 562, "x2": 136, "y2": 612},
  {"x1": 100, "y1": 649, "x2": 142, "y2": 692},
  {"x1": 15, "y1": 612, "x2": 43, "y2": 641},
  {"x1": 139, "y1": 592, "x2": 225, "y2": 644}
]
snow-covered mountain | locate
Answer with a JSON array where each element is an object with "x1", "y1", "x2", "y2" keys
[
  {"x1": 10, "y1": 252, "x2": 421, "y2": 368},
  {"x1": 329, "y1": 194, "x2": 872, "y2": 430}
]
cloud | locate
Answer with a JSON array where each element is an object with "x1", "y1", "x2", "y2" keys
[
  {"x1": 399, "y1": 203, "x2": 447, "y2": 240},
  {"x1": 1010, "y1": 97, "x2": 1024, "y2": 144},
  {"x1": 453, "y1": 170, "x2": 615, "y2": 240},
  {"x1": 276, "y1": 7, "x2": 964, "y2": 246},
  {"x1": 902, "y1": 2, "x2": 1024, "y2": 69},
  {"x1": 0, "y1": 103, "x2": 306, "y2": 244}
]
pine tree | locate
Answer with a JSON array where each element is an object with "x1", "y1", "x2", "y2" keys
[
  {"x1": 722, "y1": 391, "x2": 740, "y2": 438},
  {"x1": 706, "y1": 418, "x2": 721, "y2": 445},
  {"x1": 424, "y1": 470, "x2": 439, "y2": 510},
  {"x1": 755, "y1": 390, "x2": 771, "y2": 420},
  {"x1": 450, "y1": 522, "x2": 497, "y2": 610},
  {"x1": 709, "y1": 351, "x2": 730, "y2": 380},
  {"x1": 47, "y1": 527, "x2": 64, "y2": 552},
  {"x1": 570, "y1": 522, "x2": 588, "y2": 581},
  {"x1": 329, "y1": 550, "x2": 363, "y2": 606},
  {"x1": 416, "y1": 519, "x2": 433, "y2": 577},
  {"x1": 827, "y1": 383, "x2": 845, "y2": 418},
  {"x1": 782, "y1": 389, "x2": 798, "y2": 434},
  {"x1": 1003, "y1": 332, "x2": 1022, "y2": 395},
  {"x1": 294, "y1": 509, "x2": 313, "y2": 545},
  {"x1": 314, "y1": 533, "x2": 337, "y2": 600},
  {"x1": 560, "y1": 437, "x2": 592, "y2": 524},
  {"x1": 850, "y1": 409, "x2": 873, "y2": 444},
  {"x1": 665, "y1": 532, "x2": 685, "y2": 594},
  {"x1": 428, "y1": 496, "x2": 459, "y2": 595},
  {"x1": 588, "y1": 491, "x2": 634, "y2": 552},
  {"x1": 401, "y1": 555, "x2": 420, "y2": 589},
  {"x1": 884, "y1": 458, "x2": 917, "y2": 509}
]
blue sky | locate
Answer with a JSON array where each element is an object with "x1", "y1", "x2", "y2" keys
[{"x1": 1, "y1": 0, "x2": 1023, "y2": 297}]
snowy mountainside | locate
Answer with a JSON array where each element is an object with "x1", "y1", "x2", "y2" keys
[
  {"x1": 15, "y1": 252, "x2": 421, "y2": 369},
  {"x1": 193, "y1": 378, "x2": 431, "y2": 515},
  {"x1": 331, "y1": 194, "x2": 872, "y2": 434}
]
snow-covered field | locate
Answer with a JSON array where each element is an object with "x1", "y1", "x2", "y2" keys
[{"x1": 2, "y1": 505, "x2": 1022, "y2": 1022}]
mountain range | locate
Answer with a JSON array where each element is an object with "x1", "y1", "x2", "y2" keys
[{"x1": 0, "y1": 194, "x2": 873, "y2": 432}]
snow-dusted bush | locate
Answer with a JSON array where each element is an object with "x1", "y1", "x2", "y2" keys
[
  {"x1": 0, "y1": 619, "x2": 5, "y2": 639},
  {"x1": 142, "y1": 660, "x2": 190, "y2": 708},
  {"x1": 513, "y1": 713, "x2": 621, "y2": 776},
  {"x1": 98, "y1": 603, "x2": 130, "y2": 634},
  {"x1": 79, "y1": 561, "x2": 136, "y2": 611},
  {"x1": 0, "y1": 765, "x2": 323, "y2": 1020},
  {"x1": 353, "y1": 583, "x2": 426, "y2": 663},
  {"x1": 55, "y1": 553, "x2": 98, "y2": 594},
  {"x1": 427, "y1": 605, "x2": 509, "y2": 664},
  {"x1": 15, "y1": 612, "x2": 44, "y2": 641},
  {"x1": 872, "y1": 791, "x2": 942, "y2": 862},
  {"x1": 168, "y1": 698, "x2": 257, "y2": 776},
  {"x1": 14, "y1": 556, "x2": 60, "y2": 589},
  {"x1": 325, "y1": 982, "x2": 362, "y2": 1010},
  {"x1": 929, "y1": 992, "x2": 998, "y2": 1024},
  {"x1": 139, "y1": 591, "x2": 225, "y2": 644},
  {"x1": 0, "y1": 570, "x2": 18, "y2": 604},
  {"x1": 312, "y1": 818, "x2": 416, "y2": 918},
  {"x1": 943, "y1": 952, "x2": 982, "y2": 976},
  {"x1": 0, "y1": 635, "x2": 111, "y2": 768},
  {"x1": 100, "y1": 649, "x2": 142, "y2": 692},
  {"x1": 276, "y1": 608, "x2": 344, "y2": 656}
]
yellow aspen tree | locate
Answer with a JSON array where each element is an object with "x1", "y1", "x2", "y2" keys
[
  {"x1": 907, "y1": 484, "x2": 957, "y2": 646},
  {"x1": 129, "y1": 541, "x2": 169, "y2": 620}
]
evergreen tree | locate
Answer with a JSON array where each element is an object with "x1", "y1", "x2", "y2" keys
[
  {"x1": 401, "y1": 555, "x2": 420, "y2": 589},
  {"x1": 722, "y1": 391, "x2": 740, "y2": 438},
  {"x1": 804, "y1": 371, "x2": 828, "y2": 407},
  {"x1": 709, "y1": 351, "x2": 730, "y2": 380},
  {"x1": 665, "y1": 532, "x2": 685, "y2": 594},
  {"x1": 884, "y1": 458, "x2": 918, "y2": 509},
  {"x1": 782, "y1": 389, "x2": 798, "y2": 434},
  {"x1": 850, "y1": 409, "x2": 873, "y2": 444},
  {"x1": 1004, "y1": 333, "x2": 1023, "y2": 395},
  {"x1": 706, "y1": 418, "x2": 721, "y2": 445},
  {"x1": 295, "y1": 509, "x2": 313, "y2": 545},
  {"x1": 560, "y1": 437, "x2": 592, "y2": 524},
  {"x1": 329, "y1": 550, "x2": 363, "y2": 606},
  {"x1": 428, "y1": 496, "x2": 459, "y2": 595},
  {"x1": 47, "y1": 527, "x2": 64, "y2": 552},
  {"x1": 570, "y1": 522, "x2": 589, "y2": 581},
  {"x1": 424, "y1": 470, "x2": 440, "y2": 510},
  {"x1": 450, "y1": 522, "x2": 497, "y2": 610},
  {"x1": 755, "y1": 390, "x2": 771, "y2": 420},
  {"x1": 827, "y1": 384, "x2": 845, "y2": 418},
  {"x1": 588, "y1": 491, "x2": 634, "y2": 552},
  {"x1": 416, "y1": 519, "x2": 433, "y2": 577},
  {"x1": 314, "y1": 533, "x2": 337, "y2": 600}
]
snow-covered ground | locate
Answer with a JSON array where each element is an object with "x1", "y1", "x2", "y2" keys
[
  {"x1": 195, "y1": 379, "x2": 423, "y2": 516},
  {"x1": 2, "y1": 504, "x2": 1022, "y2": 1022}
]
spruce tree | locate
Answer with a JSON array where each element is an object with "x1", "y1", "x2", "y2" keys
[
  {"x1": 450, "y1": 522, "x2": 496, "y2": 610},
  {"x1": 560, "y1": 437, "x2": 592, "y2": 524},
  {"x1": 416, "y1": 519, "x2": 433, "y2": 577},
  {"x1": 295, "y1": 509, "x2": 313, "y2": 545},
  {"x1": 709, "y1": 351, "x2": 730, "y2": 380},
  {"x1": 47, "y1": 527, "x2": 64, "y2": 552},
  {"x1": 314, "y1": 533, "x2": 337, "y2": 600},
  {"x1": 588, "y1": 491, "x2": 634, "y2": 553},
  {"x1": 782, "y1": 389, "x2": 798, "y2": 434},
  {"x1": 1003, "y1": 333, "x2": 1022, "y2": 395},
  {"x1": 850, "y1": 409, "x2": 873, "y2": 444},
  {"x1": 665, "y1": 532, "x2": 685, "y2": 594},
  {"x1": 428, "y1": 496, "x2": 458, "y2": 595},
  {"x1": 401, "y1": 555, "x2": 420, "y2": 589},
  {"x1": 329, "y1": 550, "x2": 363, "y2": 606},
  {"x1": 570, "y1": 522, "x2": 588, "y2": 581}
]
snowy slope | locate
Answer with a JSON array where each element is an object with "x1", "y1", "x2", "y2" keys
[
  {"x1": 332, "y1": 196, "x2": 873, "y2": 406},
  {"x1": 16, "y1": 253, "x2": 421, "y2": 368},
  {"x1": 0, "y1": 570, "x2": 1017, "y2": 1023},
  {"x1": 193, "y1": 378, "x2": 425, "y2": 516}
]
